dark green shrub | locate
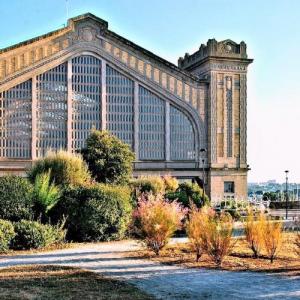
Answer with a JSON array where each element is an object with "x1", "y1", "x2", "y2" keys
[
  {"x1": 12, "y1": 220, "x2": 65, "y2": 250},
  {"x1": 0, "y1": 219, "x2": 15, "y2": 252},
  {"x1": 51, "y1": 184, "x2": 132, "y2": 242},
  {"x1": 0, "y1": 176, "x2": 33, "y2": 221},
  {"x1": 80, "y1": 130, "x2": 135, "y2": 184},
  {"x1": 166, "y1": 182, "x2": 209, "y2": 208},
  {"x1": 27, "y1": 150, "x2": 91, "y2": 187}
]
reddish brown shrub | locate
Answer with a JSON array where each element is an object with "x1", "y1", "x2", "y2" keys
[{"x1": 133, "y1": 194, "x2": 186, "y2": 255}]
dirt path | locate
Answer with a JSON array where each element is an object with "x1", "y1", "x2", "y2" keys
[{"x1": 0, "y1": 240, "x2": 299, "y2": 299}]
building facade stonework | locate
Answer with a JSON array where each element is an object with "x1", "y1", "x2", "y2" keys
[{"x1": 0, "y1": 13, "x2": 253, "y2": 200}]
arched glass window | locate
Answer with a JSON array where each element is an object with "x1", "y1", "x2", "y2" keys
[
  {"x1": 72, "y1": 55, "x2": 101, "y2": 150},
  {"x1": 139, "y1": 86, "x2": 165, "y2": 160},
  {"x1": 0, "y1": 80, "x2": 32, "y2": 158},
  {"x1": 106, "y1": 65, "x2": 134, "y2": 147},
  {"x1": 170, "y1": 105, "x2": 195, "y2": 160},
  {"x1": 36, "y1": 64, "x2": 67, "y2": 157}
]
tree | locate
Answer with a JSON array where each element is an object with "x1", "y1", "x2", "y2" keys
[
  {"x1": 263, "y1": 192, "x2": 277, "y2": 201},
  {"x1": 80, "y1": 130, "x2": 135, "y2": 185},
  {"x1": 166, "y1": 182, "x2": 210, "y2": 208}
]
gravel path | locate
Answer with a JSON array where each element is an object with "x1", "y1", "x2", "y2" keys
[{"x1": 0, "y1": 240, "x2": 299, "y2": 299}]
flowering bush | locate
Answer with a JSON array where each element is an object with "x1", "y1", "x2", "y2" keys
[
  {"x1": 186, "y1": 206, "x2": 214, "y2": 261},
  {"x1": 244, "y1": 211, "x2": 266, "y2": 258},
  {"x1": 133, "y1": 194, "x2": 186, "y2": 255}
]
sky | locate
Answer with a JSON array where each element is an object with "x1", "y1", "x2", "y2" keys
[{"x1": 0, "y1": 0, "x2": 300, "y2": 183}]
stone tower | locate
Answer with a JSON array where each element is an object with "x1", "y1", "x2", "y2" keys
[{"x1": 179, "y1": 39, "x2": 253, "y2": 200}]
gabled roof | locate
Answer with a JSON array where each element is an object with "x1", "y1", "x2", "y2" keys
[{"x1": 0, "y1": 13, "x2": 204, "y2": 83}]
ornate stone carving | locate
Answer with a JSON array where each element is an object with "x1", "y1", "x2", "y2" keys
[{"x1": 72, "y1": 26, "x2": 97, "y2": 42}]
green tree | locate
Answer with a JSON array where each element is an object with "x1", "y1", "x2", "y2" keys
[
  {"x1": 263, "y1": 192, "x2": 277, "y2": 201},
  {"x1": 81, "y1": 130, "x2": 135, "y2": 184},
  {"x1": 166, "y1": 182, "x2": 209, "y2": 208}
]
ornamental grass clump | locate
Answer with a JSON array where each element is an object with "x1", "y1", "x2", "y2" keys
[
  {"x1": 186, "y1": 206, "x2": 214, "y2": 262},
  {"x1": 263, "y1": 220, "x2": 282, "y2": 263},
  {"x1": 28, "y1": 150, "x2": 91, "y2": 187},
  {"x1": 133, "y1": 194, "x2": 186, "y2": 256},
  {"x1": 244, "y1": 211, "x2": 266, "y2": 258},
  {"x1": 205, "y1": 211, "x2": 233, "y2": 267}
]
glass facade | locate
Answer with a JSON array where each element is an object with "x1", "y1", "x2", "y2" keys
[
  {"x1": 106, "y1": 65, "x2": 134, "y2": 147},
  {"x1": 170, "y1": 105, "x2": 195, "y2": 160},
  {"x1": 139, "y1": 86, "x2": 165, "y2": 160},
  {"x1": 72, "y1": 55, "x2": 101, "y2": 150},
  {"x1": 0, "y1": 80, "x2": 32, "y2": 158},
  {"x1": 0, "y1": 55, "x2": 196, "y2": 163},
  {"x1": 36, "y1": 64, "x2": 68, "y2": 157}
]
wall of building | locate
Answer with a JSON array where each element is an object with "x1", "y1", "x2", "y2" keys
[{"x1": 0, "y1": 15, "x2": 252, "y2": 201}]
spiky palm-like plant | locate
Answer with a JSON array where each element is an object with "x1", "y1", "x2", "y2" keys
[{"x1": 33, "y1": 170, "x2": 61, "y2": 220}]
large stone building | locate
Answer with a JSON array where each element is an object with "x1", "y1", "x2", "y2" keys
[{"x1": 0, "y1": 13, "x2": 253, "y2": 200}]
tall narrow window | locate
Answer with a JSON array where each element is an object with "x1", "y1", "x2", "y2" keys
[
  {"x1": 0, "y1": 80, "x2": 32, "y2": 158},
  {"x1": 226, "y1": 76, "x2": 233, "y2": 157},
  {"x1": 139, "y1": 86, "x2": 165, "y2": 160},
  {"x1": 36, "y1": 64, "x2": 68, "y2": 158},
  {"x1": 71, "y1": 56, "x2": 101, "y2": 150},
  {"x1": 170, "y1": 105, "x2": 195, "y2": 160},
  {"x1": 106, "y1": 65, "x2": 134, "y2": 147}
]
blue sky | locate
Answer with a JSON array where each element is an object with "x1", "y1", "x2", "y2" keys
[{"x1": 1, "y1": 0, "x2": 300, "y2": 183}]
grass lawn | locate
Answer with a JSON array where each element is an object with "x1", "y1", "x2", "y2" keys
[
  {"x1": 126, "y1": 233, "x2": 300, "y2": 276},
  {"x1": 0, "y1": 265, "x2": 153, "y2": 300}
]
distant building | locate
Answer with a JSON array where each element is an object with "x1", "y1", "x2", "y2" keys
[{"x1": 0, "y1": 13, "x2": 253, "y2": 199}]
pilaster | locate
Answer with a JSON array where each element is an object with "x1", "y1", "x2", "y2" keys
[
  {"x1": 101, "y1": 60, "x2": 107, "y2": 130},
  {"x1": 165, "y1": 101, "x2": 170, "y2": 161},
  {"x1": 67, "y1": 59, "x2": 72, "y2": 152},
  {"x1": 31, "y1": 76, "x2": 37, "y2": 160},
  {"x1": 134, "y1": 81, "x2": 139, "y2": 160}
]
